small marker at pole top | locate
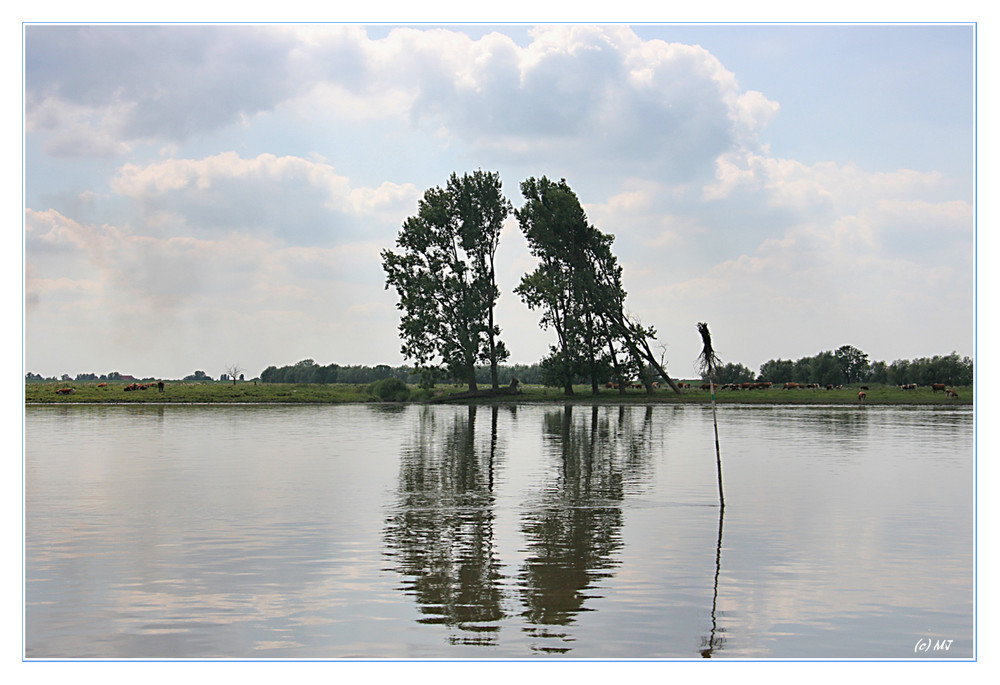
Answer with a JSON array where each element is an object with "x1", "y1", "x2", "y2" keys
[{"x1": 697, "y1": 322, "x2": 720, "y2": 375}]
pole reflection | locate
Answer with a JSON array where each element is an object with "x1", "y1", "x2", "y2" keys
[{"x1": 699, "y1": 504, "x2": 726, "y2": 658}]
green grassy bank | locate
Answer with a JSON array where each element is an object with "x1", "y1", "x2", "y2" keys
[{"x1": 25, "y1": 381, "x2": 973, "y2": 406}]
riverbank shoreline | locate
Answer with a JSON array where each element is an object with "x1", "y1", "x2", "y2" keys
[{"x1": 25, "y1": 381, "x2": 974, "y2": 406}]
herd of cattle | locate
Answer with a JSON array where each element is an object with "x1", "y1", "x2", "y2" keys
[
  {"x1": 602, "y1": 379, "x2": 962, "y2": 401},
  {"x1": 122, "y1": 381, "x2": 165, "y2": 392},
  {"x1": 54, "y1": 381, "x2": 165, "y2": 395}
]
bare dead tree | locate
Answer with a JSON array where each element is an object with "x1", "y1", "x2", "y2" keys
[{"x1": 225, "y1": 363, "x2": 243, "y2": 386}]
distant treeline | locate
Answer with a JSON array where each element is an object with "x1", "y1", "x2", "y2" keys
[
  {"x1": 25, "y1": 348, "x2": 973, "y2": 388},
  {"x1": 258, "y1": 359, "x2": 548, "y2": 386},
  {"x1": 257, "y1": 347, "x2": 972, "y2": 388},
  {"x1": 26, "y1": 370, "x2": 237, "y2": 383},
  {"x1": 713, "y1": 347, "x2": 973, "y2": 387},
  {"x1": 25, "y1": 371, "x2": 163, "y2": 383}
]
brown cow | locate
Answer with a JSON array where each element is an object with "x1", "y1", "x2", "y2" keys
[
  {"x1": 932, "y1": 383, "x2": 946, "y2": 393},
  {"x1": 784, "y1": 382, "x2": 799, "y2": 390},
  {"x1": 858, "y1": 391, "x2": 867, "y2": 403},
  {"x1": 55, "y1": 387, "x2": 75, "y2": 395},
  {"x1": 945, "y1": 388, "x2": 959, "y2": 398}
]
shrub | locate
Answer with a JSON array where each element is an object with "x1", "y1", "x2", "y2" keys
[{"x1": 369, "y1": 377, "x2": 410, "y2": 402}]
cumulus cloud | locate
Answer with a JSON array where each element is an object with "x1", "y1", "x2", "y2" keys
[
  {"x1": 26, "y1": 25, "x2": 777, "y2": 180},
  {"x1": 108, "y1": 152, "x2": 419, "y2": 245},
  {"x1": 377, "y1": 25, "x2": 778, "y2": 179},
  {"x1": 576, "y1": 148, "x2": 972, "y2": 371},
  {"x1": 26, "y1": 25, "x2": 304, "y2": 153},
  {"x1": 705, "y1": 152, "x2": 944, "y2": 211},
  {"x1": 27, "y1": 150, "x2": 419, "y2": 312}
]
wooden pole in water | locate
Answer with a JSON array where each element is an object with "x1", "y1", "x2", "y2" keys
[{"x1": 697, "y1": 323, "x2": 725, "y2": 510}]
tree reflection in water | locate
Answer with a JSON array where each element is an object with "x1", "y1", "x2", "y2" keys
[
  {"x1": 518, "y1": 406, "x2": 634, "y2": 653},
  {"x1": 383, "y1": 404, "x2": 662, "y2": 653},
  {"x1": 383, "y1": 405, "x2": 506, "y2": 646}
]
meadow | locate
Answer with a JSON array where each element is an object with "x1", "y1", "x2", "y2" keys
[{"x1": 24, "y1": 380, "x2": 973, "y2": 406}]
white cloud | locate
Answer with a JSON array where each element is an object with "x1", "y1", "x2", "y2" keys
[
  {"x1": 26, "y1": 25, "x2": 778, "y2": 181},
  {"x1": 706, "y1": 152, "x2": 943, "y2": 210},
  {"x1": 26, "y1": 26, "x2": 305, "y2": 152},
  {"x1": 107, "y1": 152, "x2": 419, "y2": 246}
]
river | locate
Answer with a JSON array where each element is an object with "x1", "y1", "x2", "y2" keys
[{"x1": 24, "y1": 403, "x2": 974, "y2": 659}]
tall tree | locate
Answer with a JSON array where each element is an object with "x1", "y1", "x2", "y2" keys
[
  {"x1": 514, "y1": 177, "x2": 593, "y2": 394},
  {"x1": 515, "y1": 177, "x2": 680, "y2": 395},
  {"x1": 452, "y1": 171, "x2": 512, "y2": 389},
  {"x1": 382, "y1": 171, "x2": 511, "y2": 391}
]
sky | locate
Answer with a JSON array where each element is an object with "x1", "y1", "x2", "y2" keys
[{"x1": 22, "y1": 21, "x2": 977, "y2": 381}]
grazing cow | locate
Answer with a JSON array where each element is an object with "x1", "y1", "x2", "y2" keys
[
  {"x1": 97, "y1": 382, "x2": 107, "y2": 388},
  {"x1": 784, "y1": 382, "x2": 800, "y2": 390},
  {"x1": 700, "y1": 383, "x2": 712, "y2": 391},
  {"x1": 945, "y1": 388, "x2": 959, "y2": 398},
  {"x1": 932, "y1": 383, "x2": 946, "y2": 393},
  {"x1": 901, "y1": 384, "x2": 917, "y2": 391},
  {"x1": 858, "y1": 391, "x2": 867, "y2": 403},
  {"x1": 860, "y1": 386, "x2": 869, "y2": 391},
  {"x1": 55, "y1": 387, "x2": 75, "y2": 395}
]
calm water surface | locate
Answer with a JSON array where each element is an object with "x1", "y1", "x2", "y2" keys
[{"x1": 24, "y1": 403, "x2": 974, "y2": 659}]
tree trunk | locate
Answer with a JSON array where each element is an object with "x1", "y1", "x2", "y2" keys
[
  {"x1": 607, "y1": 337, "x2": 627, "y2": 395},
  {"x1": 488, "y1": 264, "x2": 500, "y2": 391},
  {"x1": 638, "y1": 337, "x2": 681, "y2": 393},
  {"x1": 618, "y1": 330, "x2": 681, "y2": 394},
  {"x1": 585, "y1": 309, "x2": 599, "y2": 395}
]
